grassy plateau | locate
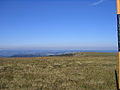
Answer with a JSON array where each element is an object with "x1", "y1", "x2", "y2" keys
[{"x1": 0, "y1": 52, "x2": 118, "y2": 90}]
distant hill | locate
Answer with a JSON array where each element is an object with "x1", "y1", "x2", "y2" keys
[
  {"x1": 7, "y1": 52, "x2": 117, "y2": 58},
  {"x1": 10, "y1": 54, "x2": 48, "y2": 57},
  {"x1": 0, "y1": 49, "x2": 117, "y2": 58},
  {"x1": 49, "y1": 52, "x2": 117, "y2": 57}
]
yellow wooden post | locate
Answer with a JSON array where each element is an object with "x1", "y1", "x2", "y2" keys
[
  {"x1": 117, "y1": 0, "x2": 120, "y2": 14},
  {"x1": 117, "y1": 0, "x2": 120, "y2": 89}
]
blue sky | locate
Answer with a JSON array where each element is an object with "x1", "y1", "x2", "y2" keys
[{"x1": 0, "y1": 0, "x2": 117, "y2": 50}]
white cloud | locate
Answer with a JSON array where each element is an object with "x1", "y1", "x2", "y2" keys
[{"x1": 92, "y1": 0, "x2": 105, "y2": 6}]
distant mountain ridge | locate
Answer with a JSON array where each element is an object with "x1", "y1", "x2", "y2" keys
[
  {"x1": 10, "y1": 54, "x2": 47, "y2": 57},
  {"x1": 0, "y1": 50, "x2": 117, "y2": 58}
]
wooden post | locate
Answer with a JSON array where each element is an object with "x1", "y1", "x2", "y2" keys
[
  {"x1": 117, "y1": 0, "x2": 120, "y2": 89},
  {"x1": 117, "y1": 0, "x2": 120, "y2": 14}
]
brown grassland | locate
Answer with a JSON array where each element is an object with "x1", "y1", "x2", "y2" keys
[{"x1": 0, "y1": 52, "x2": 118, "y2": 90}]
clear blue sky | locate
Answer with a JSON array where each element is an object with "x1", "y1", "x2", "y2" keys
[{"x1": 0, "y1": 0, "x2": 117, "y2": 50}]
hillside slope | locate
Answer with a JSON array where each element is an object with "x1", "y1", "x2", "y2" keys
[{"x1": 0, "y1": 52, "x2": 118, "y2": 90}]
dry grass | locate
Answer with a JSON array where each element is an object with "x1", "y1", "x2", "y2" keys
[{"x1": 0, "y1": 52, "x2": 118, "y2": 90}]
